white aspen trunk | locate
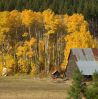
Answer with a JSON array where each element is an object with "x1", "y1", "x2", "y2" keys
[
  {"x1": 45, "y1": 36, "x2": 47, "y2": 73},
  {"x1": 35, "y1": 28, "x2": 39, "y2": 73},
  {"x1": 28, "y1": 26, "x2": 31, "y2": 39},
  {"x1": 7, "y1": 41, "x2": 10, "y2": 54},
  {"x1": 38, "y1": 31, "x2": 40, "y2": 72},
  {"x1": 53, "y1": 43, "x2": 55, "y2": 66},
  {"x1": 45, "y1": 35, "x2": 50, "y2": 74},
  {"x1": 55, "y1": 41, "x2": 57, "y2": 67},
  {"x1": 56, "y1": 32, "x2": 58, "y2": 67},
  {"x1": 16, "y1": 28, "x2": 18, "y2": 42},
  {"x1": 34, "y1": 27, "x2": 37, "y2": 64},
  {"x1": 45, "y1": 39, "x2": 47, "y2": 72},
  {"x1": 59, "y1": 36, "x2": 62, "y2": 64},
  {"x1": 60, "y1": 32, "x2": 63, "y2": 64},
  {"x1": 47, "y1": 35, "x2": 50, "y2": 73},
  {"x1": 6, "y1": 34, "x2": 10, "y2": 54},
  {"x1": 58, "y1": 32, "x2": 62, "y2": 66},
  {"x1": 58, "y1": 40, "x2": 60, "y2": 66},
  {"x1": 2, "y1": 44, "x2": 6, "y2": 67}
]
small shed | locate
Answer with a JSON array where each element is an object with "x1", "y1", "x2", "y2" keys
[{"x1": 66, "y1": 48, "x2": 98, "y2": 78}]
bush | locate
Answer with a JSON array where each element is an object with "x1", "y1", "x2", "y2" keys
[
  {"x1": 86, "y1": 87, "x2": 98, "y2": 99},
  {"x1": 85, "y1": 71, "x2": 98, "y2": 99}
]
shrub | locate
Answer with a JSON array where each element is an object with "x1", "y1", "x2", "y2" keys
[{"x1": 85, "y1": 71, "x2": 98, "y2": 99}]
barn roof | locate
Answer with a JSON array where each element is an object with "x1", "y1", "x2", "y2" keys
[{"x1": 71, "y1": 48, "x2": 98, "y2": 75}]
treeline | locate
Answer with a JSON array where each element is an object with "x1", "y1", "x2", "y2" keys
[
  {"x1": 0, "y1": 0, "x2": 98, "y2": 36},
  {"x1": 0, "y1": 9, "x2": 97, "y2": 75},
  {"x1": 0, "y1": 0, "x2": 97, "y2": 18}
]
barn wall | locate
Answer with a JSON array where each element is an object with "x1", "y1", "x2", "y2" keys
[{"x1": 66, "y1": 52, "x2": 77, "y2": 78}]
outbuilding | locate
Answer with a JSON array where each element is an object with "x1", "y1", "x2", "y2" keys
[{"x1": 66, "y1": 48, "x2": 98, "y2": 78}]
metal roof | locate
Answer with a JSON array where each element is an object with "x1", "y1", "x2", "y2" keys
[
  {"x1": 71, "y1": 48, "x2": 98, "y2": 75},
  {"x1": 71, "y1": 48, "x2": 97, "y2": 61},
  {"x1": 77, "y1": 61, "x2": 98, "y2": 75}
]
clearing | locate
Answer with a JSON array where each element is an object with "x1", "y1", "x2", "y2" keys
[{"x1": 0, "y1": 76, "x2": 70, "y2": 99}]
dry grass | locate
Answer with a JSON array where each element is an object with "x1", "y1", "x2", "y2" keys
[{"x1": 0, "y1": 76, "x2": 70, "y2": 99}]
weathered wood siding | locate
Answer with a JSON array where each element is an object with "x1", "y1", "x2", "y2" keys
[{"x1": 66, "y1": 52, "x2": 77, "y2": 78}]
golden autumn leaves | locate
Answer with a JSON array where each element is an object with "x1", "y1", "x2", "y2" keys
[
  {"x1": 16, "y1": 38, "x2": 36, "y2": 73},
  {"x1": 61, "y1": 14, "x2": 97, "y2": 69},
  {"x1": 0, "y1": 9, "x2": 97, "y2": 74}
]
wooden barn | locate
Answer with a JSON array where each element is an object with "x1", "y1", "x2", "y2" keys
[{"x1": 66, "y1": 48, "x2": 98, "y2": 78}]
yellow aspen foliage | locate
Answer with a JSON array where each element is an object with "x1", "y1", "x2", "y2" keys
[
  {"x1": 39, "y1": 40, "x2": 45, "y2": 52},
  {"x1": 0, "y1": 9, "x2": 97, "y2": 75},
  {"x1": 61, "y1": 31, "x2": 97, "y2": 70},
  {"x1": 63, "y1": 14, "x2": 69, "y2": 24},
  {"x1": 0, "y1": 11, "x2": 10, "y2": 30},
  {"x1": 9, "y1": 10, "x2": 21, "y2": 28},
  {"x1": 22, "y1": 32, "x2": 28, "y2": 37},
  {"x1": 0, "y1": 11, "x2": 10, "y2": 43},
  {"x1": 43, "y1": 9, "x2": 55, "y2": 31},
  {"x1": 0, "y1": 17, "x2": 10, "y2": 47},
  {"x1": 0, "y1": 54, "x2": 15, "y2": 74},
  {"x1": 18, "y1": 59, "x2": 27, "y2": 73},
  {"x1": 30, "y1": 63, "x2": 37, "y2": 75},
  {"x1": 0, "y1": 31, "x2": 5, "y2": 43},
  {"x1": 53, "y1": 15, "x2": 63, "y2": 28},
  {"x1": 21, "y1": 9, "x2": 34, "y2": 27},
  {"x1": 33, "y1": 12, "x2": 43, "y2": 24},
  {"x1": 38, "y1": 40, "x2": 45, "y2": 63},
  {"x1": 16, "y1": 38, "x2": 36, "y2": 58},
  {"x1": 64, "y1": 14, "x2": 88, "y2": 33},
  {"x1": 0, "y1": 56, "x2": 3, "y2": 74},
  {"x1": 5, "y1": 54, "x2": 15, "y2": 70},
  {"x1": 45, "y1": 30, "x2": 55, "y2": 35},
  {"x1": 16, "y1": 46, "x2": 27, "y2": 57},
  {"x1": 61, "y1": 14, "x2": 97, "y2": 70},
  {"x1": 43, "y1": 9, "x2": 63, "y2": 35},
  {"x1": 0, "y1": 64, "x2": 3, "y2": 74},
  {"x1": 27, "y1": 50, "x2": 34, "y2": 58},
  {"x1": 29, "y1": 37, "x2": 36, "y2": 47},
  {"x1": 16, "y1": 37, "x2": 36, "y2": 73}
]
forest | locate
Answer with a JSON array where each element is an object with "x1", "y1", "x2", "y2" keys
[
  {"x1": 0, "y1": 0, "x2": 98, "y2": 36},
  {"x1": 0, "y1": 9, "x2": 97, "y2": 75}
]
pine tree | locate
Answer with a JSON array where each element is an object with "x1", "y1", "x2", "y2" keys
[{"x1": 68, "y1": 69, "x2": 84, "y2": 99}]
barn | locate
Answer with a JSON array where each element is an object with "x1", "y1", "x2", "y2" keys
[{"x1": 66, "y1": 48, "x2": 98, "y2": 78}]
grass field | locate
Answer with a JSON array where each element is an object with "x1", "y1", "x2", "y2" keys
[{"x1": 0, "y1": 76, "x2": 70, "y2": 99}]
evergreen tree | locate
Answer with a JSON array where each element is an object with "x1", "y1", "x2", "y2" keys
[{"x1": 68, "y1": 69, "x2": 84, "y2": 99}]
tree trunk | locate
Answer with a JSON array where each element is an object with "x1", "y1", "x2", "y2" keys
[
  {"x1": 45, "y1": 35, "x2": 50, "y2": 74},
  {"x1": 28, "y1": 26, "x2": 32, "y2": 39}
]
